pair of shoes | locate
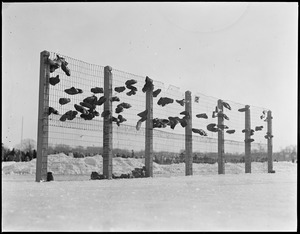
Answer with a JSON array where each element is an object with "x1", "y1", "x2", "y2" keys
[{"x1": 65, "y1": 87, "x2": 83, "y2": 95}]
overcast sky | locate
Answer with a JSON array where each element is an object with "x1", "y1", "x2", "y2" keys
[{"x1": 2, "y1": 2, "x2": 298, "y2": 152}]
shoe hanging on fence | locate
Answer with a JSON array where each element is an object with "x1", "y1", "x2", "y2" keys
[
  {"x1": 196, "y1": 113, "x2": 208, "y2": 119},
  {"x1": 255, "y1": 126, "x2": 263, "y2": 131},
  {"x1": 238, "y1": 106, "x2": 250, "y2": 112},
  {"x1": 136, "y1": 119, "x2": 143, "y2": 130},
  {"x1": 168, "y1": 116, "x2": 180, "y2": 129},
  {"x1": 80, "y1": 101, "x2": 96, "y2": 110},
  {"x1": 125, "y1": 79, "x2": 137, "y2": 86},
  {"x1": 118, "y1": 102, "x2": 131, "y2": 109},
  {"x1": 83, "y1": 95, "x2": 98, "y2": 105},
  {"x1": 207, "y1": 123, "x2": 220, "y2": 132},
  {"x1": 111, "y1": 96, "x2": 120, "y2": 102},
  {"x1": 226, "y1": 129, "x2": 235, "y2": 134},
  {"x1": 212, "y1": 106, "x2": 219, "y2": 118},
  {"x1": 115, "y1": 106, "x2": 124, "y2": 114},
  {"x1": 74, "y1": 104, "x2": 88, "y2": 115},
  {"x1": 176, "y1": 99, "x2": 185, "y2": 106},
  {"x1": 110, "y1": 116, "x2": 120, "y2": 126},
  {"x1": 192, "y1": 128, "x2": 207, "y2": 136},
  {"x1": 101, "y1": 110, "x2": 111, "y2": 118},
  {"x1": 59, "y1": 98, "x2": 71, "y2": 105},
  {"x1": 126, "y1": 89, "x2": 137, "y2": 96},
  {"x1": 49, "y1": 75, "x2": 60, "y2": 86},
  {"x1": 244, "y1": 138, "x2": 255, "y2": 143},
  {"x1": 65, "y1": 87, "x2": 83, "y2": 95},
  {"x1": 48, "y1": 107, "x2": 59, "y2": 115},
  {"x1": 96, "y1": 96, "x2": 107, "y2": 106},
  {"x1": 80, "y1": 112, "x2": 95, "y2": 120},
  {"x1": 142, "y1": 76, "x2": 154, "y2": 93},
  {"x1": 60, "y1": 59, "x2": 71, "y2": 76},
  {"x1": 222, "y1": 101, "x2": 231, "y2": 110},
  {"x1": 114, "y1": 86, "x2": 126, "y2": 93},
  {"x1": 137, "y1": 109, "x2": 148, "y2": 119},
  {"x1": 264, "y1": 132, "x2": 273, "y2": 139},
  {"x1": 118, "y1": 114, "x2": 127, "y2": 124},
  {"x1": 180, "y1": 110, "x2": 190, "y2": 119},
  {"x1": 217, "y1": 124, "x2": 229, "y2": 130},
  {"x1": 91, "y1": 87, "x2": 104, "y2": 94},
  {"x1": 91, "y1": 110, "x2": 100, "y2": 117},
  {"x1": 48, "y1": 56, "x2": 62, "y2": 73},
  {"x1": 179, "y1": 117, "x2": 188, "y2": 128},
  {"x1": 157, "y1": 97, "x2": 174, "y2": 107},
  {"x1": 153, "y1": 88, "x2": 161, "y2": 97},
  {"x1": 260, "y1": 110, "x2": 267, "y2": 120},
  {"x1": 217, "y1": 112, "x2": 230, "y2": 120}
]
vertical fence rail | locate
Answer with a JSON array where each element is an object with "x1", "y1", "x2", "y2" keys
[
  {"x1": 103, "y1": 66, "x2": 113, "y2": 179},
  {"x1": 145, "y1": 85, "x2": 153, "y2": 177},
  {"x1": 36, "y1": 50, "x2": 50, "y2": 182},
  {"x1": 217, "y1": 99, "x2": 225, "y2": 174},
  {"x1": 267, "y1": 110, "x2": 273, "y2": 173},
  {"x1": 185, "y1": 91, "x2": 193, "y2": 176},
  {"x1": 245, "y1": 105, "x2": 251, "y2": 173}
]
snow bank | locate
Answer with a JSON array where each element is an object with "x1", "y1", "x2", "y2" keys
[{"x1": 2, "y1": 153, "x2": 297, "y2": 176}]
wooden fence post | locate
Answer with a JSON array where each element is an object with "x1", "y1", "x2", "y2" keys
[
  {"x1": 267, "y1": 111, "x2": 274, "y2": 173},
  {"x1": 36, "y1": 50, "x2": 50, "y2": 182},
  {"x1": 103, "y1": 66, "x2": 113, "y2": 179},
  {"x1": 185, "y1": 91, "x2": 193, "y2": 176},
  {"x1": 245, "y1": 105, "x2": 251, "y2": 173},
  {"x1": 145, "y1": 84, "x2": 153, "y2": 177},
  {"x1": 217, "y1": 99, "x2": 225, "y2": 174}
]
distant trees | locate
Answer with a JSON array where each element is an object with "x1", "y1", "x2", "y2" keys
[
  {"x1": 274, "y1": 145, "x2": 297, "y2": 162},
  {"x1": 14, "y1": 138, "x2": 36, "y2": 152}
]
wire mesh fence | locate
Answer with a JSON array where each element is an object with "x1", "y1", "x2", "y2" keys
[{"x1": 38, "y1": 50, "x2": 272, "y2": 180}]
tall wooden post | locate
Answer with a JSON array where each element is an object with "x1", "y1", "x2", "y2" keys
[
  {"x1": 217, "y1": 99, "x2": 225, "y2": 174},
  {"x1": 103, "y1": 66, "x2": 113, "y2": 179},
  {"x1": 145, "y1": 84, "x2": 153, "y2": 177},
  {"x1": 36, "y1": 51, "x2": 50, "y2": 182},
  {"x1": 245, "y1": 105, "x2": 251, "y2": 173},
  {"x1": 185, "y1": 91, "x2": 193, "y2": 176},
  {"x1": 267, "y1": 111, "x2": 273, "y2": 173}
]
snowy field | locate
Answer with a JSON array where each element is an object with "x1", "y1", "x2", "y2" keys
[{"x1": 2, "y1": 154, "x2": 298, "y2": 231}]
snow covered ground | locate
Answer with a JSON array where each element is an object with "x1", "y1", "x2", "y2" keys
[{"x1": 2, "y1": 155, "x2": 297, "y2": 231}]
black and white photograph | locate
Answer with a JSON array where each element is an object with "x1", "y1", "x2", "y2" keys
[{"x1": 2, "y1": 2, "x2": 297, "y2": 231}]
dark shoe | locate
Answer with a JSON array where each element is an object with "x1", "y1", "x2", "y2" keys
[
  {"x1": 176, "y1": 99, "x2": 185, "y2": 106},
  {"x1": 49, "y1": 75, "x2": 60, "y2": 86},
  {"x1": 226, "y1": 129, "x2": 235, "y2": 134},
  {"x1": 91, "y1": 87, "x2": 103, "y2": 94},
  {"x1": 153, "y1": 89, "x2": 161, "y2": 97},
  {"x1": 74, "y1": 104, "x2": 88, "y2": 115},
  {"x1": 114, "y1": 86, "x2": 126, "y2": 93},
  {"x1": 196, "y1": 113, "x2": 208, "y2": 119},
  {"x1": 59, "y1": 98, "x2": 71, "y2": 105},
  {"x1": 48, "y1": 107, "x2": 59, "y2": 115}
]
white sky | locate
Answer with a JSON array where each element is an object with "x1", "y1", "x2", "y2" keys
[{"x1": 2, "y1": 2, "x2": 298, "y2": 152}]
